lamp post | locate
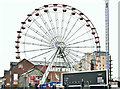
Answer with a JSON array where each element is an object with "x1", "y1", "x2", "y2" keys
[{"x1": 11, "y1": 64, "x2": 14, "y2": 89}]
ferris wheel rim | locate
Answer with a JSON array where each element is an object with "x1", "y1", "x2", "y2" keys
[{"x1": 15, "y1": 4, "x2": 101, "y2": 83}]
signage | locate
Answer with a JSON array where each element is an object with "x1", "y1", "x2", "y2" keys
[
  {"x1": 13, "y1": 74, "x2": 18, "y2": 85},
  {"x1": 13, "y1": 82, "x2": 18, "y2": 85},
  {"x1": 29, "y1": 76, "x2": 40, "y2": 85},
  {"x1": 49, "y1": 67, "x2": 75, "y2": 72},
  {"x1": 14, "y1": 74, "x2": 18, "y2": 81},
  {"x1": 6, "y1": 83, "x2": 10, "y2": 86},
  {"x1": 62, "y1": 70, "x2": 108, "y2": 86}
]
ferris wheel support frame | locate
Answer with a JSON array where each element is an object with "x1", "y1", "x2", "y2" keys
[
  {"x1": 39, "y1": 49, "x2": 59, "y2": 84},
  {"x1": 40, "y1": 47, "x2": 74, "y2": 84}
]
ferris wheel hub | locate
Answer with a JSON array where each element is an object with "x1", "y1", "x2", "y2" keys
[{"x1": 55, "y1": 42, "x2": 66, "y2": 50}]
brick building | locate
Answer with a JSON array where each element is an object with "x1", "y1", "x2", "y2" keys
[
  {"x1": 18, "y1": 67, "x2": 43, "y2": 88},
  {"x1": 3, "y1": 59, "x2": 79, "y2": 88},
  {"x1": 9, "y1": 59, "x2": 34, "y2": 88},
  {"x1": 0, "y1": 77, "x2": 6, "y2": 88},
  {"x1": 4, "y1": 70, "x2": 10, "y2": 87},
  {"x1": 31, "y1": 61, "x2": 72, "y2": 82}
]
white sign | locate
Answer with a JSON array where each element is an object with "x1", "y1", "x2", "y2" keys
[
  {"x1": 14, "y1": 74, "x2": 18, "y2": 81},
  {"x1": 49, "y1": 67, "x2": 75, "y2": 72}
]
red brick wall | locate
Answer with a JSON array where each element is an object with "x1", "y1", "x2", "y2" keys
[
  {"x1": 10, "y1": 59, "x2": 34, "y2": 87},
  {"x1": 4, "y1": 73, "x2": 10, "y2": 87}
]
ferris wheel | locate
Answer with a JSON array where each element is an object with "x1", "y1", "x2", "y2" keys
[{"x1": 15, "y1": 4, "x2": 100, "y2": 84}]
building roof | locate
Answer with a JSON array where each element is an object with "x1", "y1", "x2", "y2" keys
[
  {"x1": 4, "y1": 70, "x2": 10, "y2": 74},
  {"x1": 20, "y1": 67, "x2": 43, "y2": 76},
  {"x1": 90, "y1": 51, "x2": 108, "y2": 56},
  {"x1": 10, "y1": 62, "x2": 18, "y2": 67},
  {"x1": 0, "y1": 77, "x2": 4, "y2": 79},
  {"x1": 31, "y1": 61, "x2": 80, "y2": 67}
]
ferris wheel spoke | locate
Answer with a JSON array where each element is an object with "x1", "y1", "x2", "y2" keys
[
  {"x1": 65, "y1": 51, "x2": 78, "y2": 63},
  {"x1": 66, "y1": 57, "x2": 75, "y2": 66},
  {"x1": 66, "y1": 38, "x2": 94, "y2": 46},
  {"x1": 47, "y1": 12, "x2": 56, "y2": 38},
  {"x1": 60, "y1": 12, "x2": 65, "y2": 41},
  {"x1": 29, "y1": 16, "x2": 52, "y2": 40},
  {"x1": 65, "y1": 23, "x2": 85, "y2": 43},
  {"x1": 46, "y1": 50, "x2": 57, "y2": 62},
  {"x1": 63, "y1": 52, "x2": 75, "y2": 68},
  {"x1": 61, "y1": 57, "x2": 69, "y2": 67},
  {"x1": 19, "y1": 41, "x2": 50, "y2": 47},
  {"x1": 62, "y1": 14, "x2": 72, "y2": 41},
  {"x1": 20, "y1": 47, "x2": 54, "y2": 53},
  {"x1": 66, "y1": 46, "x2": 95, "y2": 48},
  {"x1": 23, "y1": 24, "x2": 50, "y2": 41},
  {"x1": 28, "y1": 49, "x2": 54, "y2": 60},
  {"x1": 64, "y1": 48, "x2": 82, "y2": 60},
  {"x1": 64, "y1": 18, "x2": 79, "y2": 42},
  {"x1": 63, "y1": 52, "x2": 73, "y2": 68},
  {"x1": 62, "y1": 52, "x2": 72, "y2": 68},
  {"x1": 66, "y1": 30, "x2": 91, "y2": 44},
  {"x1": 22, "y1": 33, "x2": 50, "y2": 44},
  {"x1": 66, "y1": 51, "x2": 82, "y2": 59},
  {"x1": 68, "y1": 55, "x2": 78, "y2": 63},
  {"x1": 66, "y1": 54, "x2": 78, "y2": 65},
  {"x1": 66, "y1": 48, "x2": 85, "y2": 54},
  {"x1": 66, "y1": 48, "x2": 91, "y2": 62},
  {"x1": 38, "y1": 11, "x2": 54, "y2": 38},
  {"x1": 44, "y1": 11, "x2": 58, "y2": 43},
  {"x1": 55, "y1": 10, "x2": 59, "y2": 40}
]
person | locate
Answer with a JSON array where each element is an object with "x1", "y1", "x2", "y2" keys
[
  {"x1": 52, "y1": 85, "x2": 56, "y2": 89},
  {"x1": 81, "y1": 79, "x2": 84, "y2": 89}
]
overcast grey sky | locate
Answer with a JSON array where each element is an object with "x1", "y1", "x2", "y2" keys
[{"x1": 0, "y1": 0, "x2": 119, "y2": 79}]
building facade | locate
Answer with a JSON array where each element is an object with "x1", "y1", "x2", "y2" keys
[
  {"x1": 18, "y1": 68, "x2": 43, "y2": 88},
  {"x1": 79, "y1": 53, "x2": 91, "y2": 71},
  {"x1": 79, "y1": 51, "x2": 108, "y2": 71},
  {"x1": 4, "y1": 70, "x2": 10, "y2": 87},
  {"x1": 31, "y1": 61, "x2": 77, "y2": 82},
  {"x1": 0, "y1": 77, "x2": 6, "y2": 89},
  {"x1": 3, "y1": 59, "x2": 77, "y2": 88},
  {"x1": 9, "y1": 59, "x2": 34, "y2": 88}
]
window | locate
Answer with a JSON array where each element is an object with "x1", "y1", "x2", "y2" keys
[
  {"x1": 99, "y1": 68, "x2": 101, "y2": 70},
  {"x1": 103, "y1": 64, "x2": 104, "y2": 67},
  {"x1": 103, "y1": 61, "x2": 104, "y2": 63},
  {"x1": 99, "y1": 60, "x2": 101, "y2": 63},
  {"x1": 103, "y1": 68, "x2": 104, "y2": 70},
  {"x1": 103, "y1": 57, "x2": 104, "y2": 59},
  {"x1": 99, "y1": 64, "x2": 101, "y2": 66}
]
